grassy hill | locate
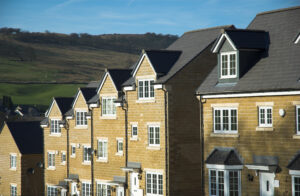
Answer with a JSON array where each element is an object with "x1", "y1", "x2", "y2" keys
[{"x1": 0, "y1": 28, "x2": 177, "y2": 109}]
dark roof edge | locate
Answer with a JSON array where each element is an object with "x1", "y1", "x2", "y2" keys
[
  {"x1": 183, "y1": 25, "x2": 235, "y2": 35},
  {"x1": 256, "y1": 6, "x2": 300, "y2": 16},
  {"x1": 196, "y1": 88, "x2": 300, "y2": 96}
]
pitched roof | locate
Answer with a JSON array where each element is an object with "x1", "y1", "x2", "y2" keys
[
  {"x1": 86, "y1": 81, "x2": 101, "y2": 88},
  {"x1": 205, "y1": 147, "x2": 243, "y2": 165},
  {"x1": 123, "y1": 25, "x2": 234, "y2": 86},
  {"x1": 108, "y1": 69, "x2": 132, "y2": 91},
  {"x1": 197, "y1": 6, "x2": 300, "y2": 95},
  {"x1": 213, "y1": 29, "x2": 269, "y2": 51},
  {"x1": 287, "y1": 151, "x2": 300, "y2": 170},
  {"x1": 54, "y1": 97, "x2": 74, "y2": 115},
  {"x1": 80, "y1": 87, "x2": 97, "y2": 102},
  {"x1": 6, "y1": 121, "x2": 43, "y2": 154}
]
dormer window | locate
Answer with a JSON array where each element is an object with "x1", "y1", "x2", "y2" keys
[
  {"x1": 220, "y1": 52, "x2": 237, "y2": 78},
  {"x1": 138, "y1": 79, "x2": 154, "y2": 99}
]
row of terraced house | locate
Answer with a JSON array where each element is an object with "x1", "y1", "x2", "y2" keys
[{"x1": 0, "y1": 6, "x2": 300, "y2": 196}]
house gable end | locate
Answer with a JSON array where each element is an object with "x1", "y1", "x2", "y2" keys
[
  {"x1": 133, "y1": 54, "x2": 157, "y2": 78},
  {"x1": 46, "y1": 99, "x2": 62, "y2": 118},
  {"x1": 99, "y1": 73, "x2": 118, "y2": 95},
  {"x1": 73, "y1": 91, "x2": 88, "y2": 110}
]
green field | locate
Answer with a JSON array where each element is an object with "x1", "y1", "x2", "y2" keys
[{"x1": 0, "y1": 83, "x2": 84, "y2": 109}]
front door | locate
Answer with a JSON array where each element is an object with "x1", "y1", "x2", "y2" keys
[
  {"x1": 260, "y1": 172, "x2": 275, "y2": 196},
  {"x1": 117, "y1": 186, "x2": 124, "y2": 196},
  {"x1": 130, "y1": 172, "x2": 139, "y2": 196}
]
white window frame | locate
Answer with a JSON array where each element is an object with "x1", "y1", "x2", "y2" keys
[
  {"x1": 71, "y1": 144, "x2": 76, "y2": 158},
  {"x1": 258, "y1": 106, "x2": 273, "y2": 127},
  {"x1": 102, "y1": 97, "x2": 116, "y2": 116},
  {"x1": 61, "y1": 151, "x2": 66, "y2": 164},
  {"x1": 146, "y1": 171, "x2": 163, "y2": 196},
  {"x1": 47, "y1": 185, "x2": 58, "y2": 196},
  {"x1": 47, "y1": 152, "x2": 55, "y2": 169},
  {"x1": 208, "y1": 169, "x2": 241, "y2": 196},
  {"x1": 76, "y1": 110, "x2": 88, "y2": 127},
  {"x1": 131, "y1": 124, "x2": 138, "y2": 138},
  {"x1": 50, "y1": 119, "x2": 61, "y2": 135},
  {"x1": 97, "y1": 139, "x2": 108, "y2": 161},
  {"x1": 213, "y1": 107, "x2": 238, "y2": 133},
  {"x1": 82, "y1": 181, "x2": 92, "y2": 196},
  {"x1": 116, "y1": 138, "x2": 123, "y2": 155},
  {"x1": 83, "y1": 146, "x2": 91, "y2": 163},
  {"x1": 292, "y1": 175, "x2": 300, "y2": 196},
  {"x1": 96, "y1": 182, "x2": 112, "y2": 196},
  {"x1": 296, "y1": 106, "x2": 300, "y2": 135},
  {"x1": 10, "y1": 184, "x2": 17, "y2": 196},
  {"x1": 138, "y1": 79, "x2": 155, "y2": 100},
  {"x1": 10, "y1": 154, "x2": 17, "y2": 169},
  {"x1": 220, "y1": 51, "x2": 237, "y2": 79},
  {"x1": 148, "y1": 125, "x2": 160, "y2": 147}
]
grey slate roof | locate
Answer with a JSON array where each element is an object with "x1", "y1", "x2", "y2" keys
[
  {"x1": 252, "y1": 155, "x2": 278, "y2": 166},
  {"x1": 6, "y1": 121, "x2": 43, "y2": 154},
  {"x1": 87, "y1": 94, "x2": 99, "y2": 104},
  {"x1": 54, "y1": 97, "x2": 74, "y2": 115},
  {"x1": 86, "y1": 81, "x2": 100, "y2": 88},
  {"x1": 108, "y1": 69, "x2": 132, "y2": 91},
  {"x1": 287, "y1": 151, "x2": 300, "y2": 170},
  {"x1": 197, "y1": 6, "x2": 300, "y2": 95},
  {"x1": 80, "y1": 87, "x2": 97, "y2": 102},
  {"x1": 205, "y1": 147, "x2": 243, "y2": 165},
  {"x1": 123, "y1": 25, "x2": 234, "y2": 86}
]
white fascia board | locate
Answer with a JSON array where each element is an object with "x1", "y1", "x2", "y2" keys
[
  {"x1": 212, "y1": 33, "x2": 237, "y2": 53},
  {"x1": 132, "y1": 53, "x2": 157, "y2": 78},
  {"x1": 115, "y1": 102, "x2": 122, "y2": 107},
  {"x1": 41, "y1": 125, "x2": 48, "y2": 128},
  {"x1": 202, "y1": 91, "x2": 300, "y2": 99},
  {"x1": 206, "y1": 164, "x2": 243, "y2": 170},
  {"x1": 66, "y1": 116, "x2": 73, "y2": 120},
  {"x1": 59, "y1": 124, "x2": 65, "y2": 128},
  {"x1": 295, "y1": 34, "x2": 300, "y2": 44},
  {"x1": 86, "y1": 116, "x2": 91, "y2": 119},
  {"x1": 89, "y1": 103, "x2": 99, "y2": 108},
  {"x1": 154, "y1": 84, "x2": 163, "y2": 89},
  {"x1": 245, "y1": 165, "x2": 269, "y2": 171},
  {"x1": 123, "y1": 86, "x2": 135, "y2": 91},
  {"x1": 290, "y1": 170, "x2": 300, "y2": 175}
]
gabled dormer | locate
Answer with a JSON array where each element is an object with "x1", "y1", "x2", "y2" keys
[
  {"x1": 123, "y1": 49, "x2": 181, "y2": 100},
  {"x1": 212, "y1": 29, "x2": 269, "y2": 83}
]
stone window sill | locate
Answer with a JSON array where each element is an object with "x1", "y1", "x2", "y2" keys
[
  {"x1": 293, "y1": 134, "x2": 300, "y2": 139},
  {"x1": 10, "y1": 168, "x2": 17, "y2": 171},
  {"x1": 146, "y1": 146, "x2": 161, "y2": 150},
  {"x1": 256, "y1": 127, "x2": 274, "y2": 131},
  {"x1": 210, "y1": 133, "x2": 239, "y2": 138},
  {"x1": 47, "y1": 167, "x2": 56, "y2": 170},
  {"x1": 136, "y1": 99, "x2": 155, "y2": 103},
  {"x1": 82, "y1": 161, "x2": 91, "y2": 165},
  {"x1": 100, "y1": 116, "x2": 117, "y2": 120},
  {"x1": 115, "y1": 152, "x2": 123, "y2": 156},
  {"x1": 96, "y1": 159, "x2": 108, "y2": 163},
  {"x1": 74, "y1": 126, "x2": 88, "y2": 130},
  {"x1": 49, "y1": 133, "x2": 61, "y2": 137},
  {"x1": 130, "y1": 137, "x2": 138, "y2": 141}
]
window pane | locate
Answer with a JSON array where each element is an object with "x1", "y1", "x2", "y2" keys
[
  {"x1": 155, "y1": 127, "x2": 160, "y2": 145},
  {"x1": 229, "y1": 171, "x2": 239, "y2": 196},
  {"x1": 229, "y1": 54, "x2": 236, "y2": 76},
  {"x1": 223, "y1": 110, "x2": 229, "y2": 131},
  {"x1": 150, "y1": 80, "x2": 154, "y2": 97},
  {"x1": 147, "y1": 174, "x2": 152, "y2": 193},
  {"x1": 267, "y1": 108, "x2": 272, "y2": 125},
  {"x1": 149, "y1": 127, "x2": 154, "y2": 144},
  {"x1": 158, "y1": 174, "x2": 163, "y2": 195},
  {"x1": 132, "y1": 126, "x2": 138, "y2": 136},
  {"x1": 260, "y1": 108, "x2": 265, "y2": 124},
  {"x1": 153, "y1": 174, "x2": 157, "y2": 194},
  {"x1": 295, "y1": 177, "x2": 300, "y2": 195},
  {"x1": 139, "y1": 81, "x2": 144, "y2": 98},
  {"x1": 231, "y1": 109, "x2": 237, "y2": 131},
  {"x1": 221, "y1": 55, "x2": 228, "y2": 76},
  {"x1": 218, "y1": 171, "x2": 224, "y2": 196},
  {"x1": 297, "y1": 108, "x2": 300, "y2": 132},
  {"x1": 214, "y1": 110, "x2": 221, "y2": 131},
  {"x1": 210, "y1": 170, "x2": 217, "y2": 195},
  {"x1": 145, "y1": 81, "x2": 149, "y2": 98}
]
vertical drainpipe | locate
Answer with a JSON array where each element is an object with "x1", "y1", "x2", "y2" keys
[
  {"x1": 121, "y1": 93, "x2": 128, "y2": 196},
  {"x1": 66, "y1": 118, "x2": 70, "y2": 181},
  {"x1": 199, "y1": 96, "x2": 204, "y2": 196},
  {"x1": 90, "y1": 107, "x2": 94, "y2": 196},
  {"x1": 162, "y1": 86, "x2": 169, "y2": 196}
]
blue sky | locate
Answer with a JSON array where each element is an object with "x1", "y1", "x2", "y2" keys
[{"x1": 0, "y1": 0, "x2": 299, "y2": 35}]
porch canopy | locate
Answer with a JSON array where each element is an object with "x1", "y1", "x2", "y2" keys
[
  {"x1": 121, "y1": 161, "x2": 141, "y2": 172},
  {"x1": 245, "y1": 155, "x2": 279, "y2": 173},
  {"x1": 287, "y1": 150, "x2": 300, "y2": 175}
]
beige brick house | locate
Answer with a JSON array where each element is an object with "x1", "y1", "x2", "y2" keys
[
  {"x1": 120, "y1": 25, "x2": 232, "y2": 196},
  {"x1": 196, "y1": 6, "x2": 300, "y2": 196},
  {"x1": 0, "y1": 121, "x2": 44, "y2": 196}
]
